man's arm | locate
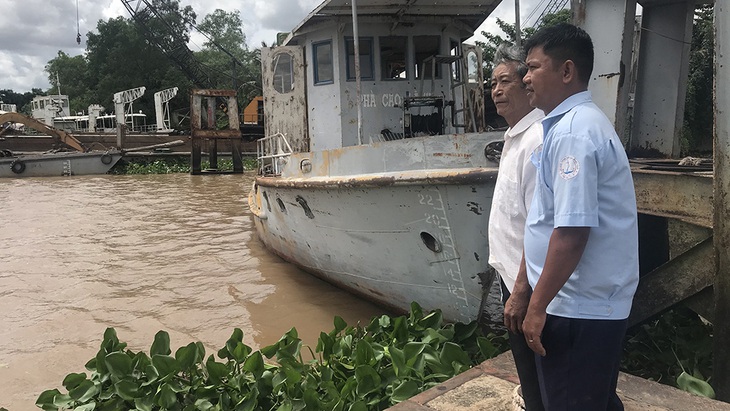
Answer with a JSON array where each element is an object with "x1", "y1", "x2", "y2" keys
[
  {"x1": 522, "y1": 226, "x2": 590, "y2": 356},
  {"x1": 504, "y1": 252, "x2": 530, "y2": 334}
]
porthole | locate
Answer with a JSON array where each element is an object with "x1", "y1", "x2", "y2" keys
[
  {"x1": 262, "y1": 191, "x2": 272, "y2": 212},
  {"x1": 420, "y1": 232, "x2": 442, "y2": 253},
  {"x1": 276, "y1": 197, "x2": 286, "y2": 213}
]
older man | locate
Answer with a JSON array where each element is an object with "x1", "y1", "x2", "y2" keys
[{"x1": 487, "y1": 43, "x2": 545, "y2": 411}]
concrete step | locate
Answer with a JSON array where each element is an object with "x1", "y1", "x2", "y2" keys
[{"x1": 387, "y1": 351, "x2": 730, "y2": 411}]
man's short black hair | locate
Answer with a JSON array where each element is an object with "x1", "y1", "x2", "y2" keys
[{"x1": 523, "y1": 23, "x2": 594, "y2": 85}]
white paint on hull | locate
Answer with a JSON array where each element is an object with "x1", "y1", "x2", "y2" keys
[{"x1": 251, "y1": 178, "x2": 496, "y2": 323}]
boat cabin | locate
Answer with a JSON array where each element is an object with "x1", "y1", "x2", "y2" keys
[
  {"x1": 261, "y1": 0, "x2": 501, "y2": 153},
  {"x1": 31, "y1": 95, "x2": 71, "y2": 126}
]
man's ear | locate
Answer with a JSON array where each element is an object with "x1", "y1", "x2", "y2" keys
[{"x1": 562, "y1": 60, "x2": 577, "y2": 84}]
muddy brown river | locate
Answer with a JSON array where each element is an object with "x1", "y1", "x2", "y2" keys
[{"x1": 0, "y1": 173, "x2": 391, "y2": 410}]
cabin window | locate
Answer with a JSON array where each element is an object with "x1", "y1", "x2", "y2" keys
[
  {"x1": 466, "y1": 50, "x2": 480, "y2": 83},
  {"x1": 273, "y1": 52, "x2": 294, "y2": 93},
  {"x1": 450, "y1": 39, "x2": 461, "y2": 81},
  {"x1": 414, "y1": 35, "x2": 441, "y2": 80},
  {"x1": 380, "y1": 36, "x2": 407, "y2": 80},
  {"x1": 313, "y1": 40, "x2": 334, "y2": 85},
  {"x1": 345, "y1": 37, "x2": 374, "y2": 81}
]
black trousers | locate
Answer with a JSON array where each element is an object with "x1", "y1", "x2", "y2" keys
[
  {"x1": 536, "y1": 314, "x2": 628, "y2": 411},
  {"x1": 501, "y1": 280, "x2": 545, "y2": 411}
]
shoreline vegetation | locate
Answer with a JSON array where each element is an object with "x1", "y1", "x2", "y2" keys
[
  {"x1": 31, "y1": 303, "x2": 714, "y2": 410},
  {"x1": 109, "y1": 156, "x2": 258, "y2": 175}
]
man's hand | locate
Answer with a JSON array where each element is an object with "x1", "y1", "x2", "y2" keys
[
  {"x1": 504, "y1": 290, "x2": 529, "y2": 334},
  {"x1": 522, "y1": 307, "x2": 547, "y2": 356}
]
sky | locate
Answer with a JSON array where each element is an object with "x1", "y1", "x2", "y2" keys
[{"x1": 0, "y1": 0, "x2": 539, "y2": 94}]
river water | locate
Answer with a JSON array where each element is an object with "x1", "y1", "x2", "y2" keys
[{"x1": 0, "y1": 173, "x2": 395, "y2": 410}]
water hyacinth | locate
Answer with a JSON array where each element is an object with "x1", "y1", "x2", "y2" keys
[{"x1": 36, "y1": 302, "x2": 508, "y2": 411}]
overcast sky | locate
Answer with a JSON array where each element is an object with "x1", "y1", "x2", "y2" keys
[{"x1": 0, "y1": 0, "x2": 536, "y2": 94}]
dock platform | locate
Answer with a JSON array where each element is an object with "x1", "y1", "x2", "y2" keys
[{"x1": 386, "y1": 351, "x2": 730, "y2": 411}]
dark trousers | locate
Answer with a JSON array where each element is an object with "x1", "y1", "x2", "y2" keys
[
  {"x1": 536, "y1": 314, "x2": 628, "y2": 411},
  {"x1": 501, "y1": 280, "x2": 545, "y2": 411}
]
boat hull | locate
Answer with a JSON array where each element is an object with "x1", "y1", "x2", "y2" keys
[
  {"x1": 249, "y1": 168, "x2": 498, "y2": 323},
  {"x1": 0, "y1": 151, "x2": 123, "y2": 177}
]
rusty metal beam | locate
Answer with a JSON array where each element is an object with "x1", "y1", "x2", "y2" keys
[
  {"x1": 191, "y1": 89, "x2": 237, "y2": 97},
  {"x1": 628, "y1": 237, "x2": 714, "y2": 327},
  {"x1": 714, "y1": 0, "x2": 730, "y2": 400},
  {"x1": 632, "y1": 168, "x2": 713, "y2": 228},
  {"x1": 255, "y1": 168, "x2": 498, "y2": 189}
]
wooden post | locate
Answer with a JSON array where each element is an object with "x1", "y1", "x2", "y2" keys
[
  {"x1": 116, "y1": 123, "x2": 126, "y2": 149},
  {"x1": 191, "y1": 93, "x2": 202, "y2": 175},
  {"x1": 190, "y1": 89, "x2": 242, "y2": 174},
  {"x1": 714, "y1": 0, "x2": 730, "y2": 401},
  {"x1": 228, "y1": 95, "x2": 244, "y2": 173}
]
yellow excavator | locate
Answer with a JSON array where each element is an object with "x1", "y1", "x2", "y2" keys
[{"x1": 0, "y1": 112, "x2": 87, "y2": 153}]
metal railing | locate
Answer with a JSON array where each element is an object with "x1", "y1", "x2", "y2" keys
[{"x1": 257, "y1": 132, "x2": 292, "y2": 175}]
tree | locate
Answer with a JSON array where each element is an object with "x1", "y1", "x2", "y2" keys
[
  {"x1": 85, "y1": 16, "x2": 188, "y2": 118},
  {"x1": 681, "y1": 5, "x2": 714, "y2": 155},
  {"x1": 477, "y1": 8, "x2": 571, "y2": 76},
  {"x1": 195, "y1": 9, "x2": 262, "y2": 105},
  {"x1": 44, "y1": 51, "x2": 91, "y2": 114}
]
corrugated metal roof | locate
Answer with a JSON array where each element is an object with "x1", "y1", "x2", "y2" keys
[{"x1": 288, "y1": 0, "x2": 503, "y2": 39}]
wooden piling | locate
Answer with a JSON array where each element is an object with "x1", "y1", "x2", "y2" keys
[{"x1": 190, "y1": 89, "x2": 244, "y2": 175}]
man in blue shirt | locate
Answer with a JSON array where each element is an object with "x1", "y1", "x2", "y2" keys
[{"x1": 520, "y1": 23, "x2": 639, "y2": 410}]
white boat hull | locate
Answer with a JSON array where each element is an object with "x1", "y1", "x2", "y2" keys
[
  {"x1": 0, "y1": 151, "x2": 122, "y2": 178},
  {"x1": 249, "y1": 133, "x2": 502, "y2": 323}
]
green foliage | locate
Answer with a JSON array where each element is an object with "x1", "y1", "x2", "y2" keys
[
  {"x1": 477, "y1": 9, "x2": 571, "y2": 77},
  {"x1": 680, "y1": 5, "x2": 714, "y2": 155},
  {"x1": 36, "y1": 303, "x2": 509, "y2": 410},
  {"x1": 621, "y1": 306, "x2": 714, "y2": 398},
  {"x1": 110, "y1": 156, "x2": 258, "y2": 174}
]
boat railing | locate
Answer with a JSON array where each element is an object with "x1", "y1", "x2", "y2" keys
[{"x1": 257, "y1": 132, "x2": 292, "y2": 176}]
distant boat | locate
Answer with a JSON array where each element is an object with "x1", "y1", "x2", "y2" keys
[
  {"x1": 0, "y1": 150, "x2": 122, "y2": 178},
  {"x1": 0, "y1": 112, "x2": 122, "y2": 178}
]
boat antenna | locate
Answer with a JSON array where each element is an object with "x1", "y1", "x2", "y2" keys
[{"x1": 76, "y1": 0, "x2": 81, "y2": 45}]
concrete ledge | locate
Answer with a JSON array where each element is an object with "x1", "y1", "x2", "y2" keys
[{"x1": 387, "y1": 351, "x2": 730, "y2": 411}]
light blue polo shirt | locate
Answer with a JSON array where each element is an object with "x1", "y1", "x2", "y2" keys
[{"x1": 524, "y1": 91, "x2": 639, "y2": 320}]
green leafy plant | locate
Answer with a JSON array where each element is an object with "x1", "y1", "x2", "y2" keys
[
  {"x1": 110, "y1": 157, "x2": 257, "y2": 174},
  {"x1": 621, "y1": 306, "x2": 714, "y2": 398},
  {"x1": 36, "y1": 303, "x2": 509, "y2": 410}
]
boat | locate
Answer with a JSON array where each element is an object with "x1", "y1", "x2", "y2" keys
[
  {"x1": 0, "y1": 150, "x2": 122, "y2": 178},
  {"x1": 248, "y1": 0, "x2": 504, "y2": 323},
  {"x1": 0, "y1": 112, "x2": 123, "y2": 177}
]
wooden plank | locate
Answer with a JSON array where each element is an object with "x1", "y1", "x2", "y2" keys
[
  {"x1": 714, "y1": 0, "x2": 730, "y2": 401},
  {"x1": 628, "y1": 237, "x2": 714, "y2": 326}
]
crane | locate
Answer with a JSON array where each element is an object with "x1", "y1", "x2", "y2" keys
[
  {"x1": 153, "y1": 87, "x2": 178, "y2": 133},
  {"x1": 113, "y1": 86, "x2": 146, "y2": 131},
  {"x1": 121, "y1": 0, "x2": 214, "y2": 89}
]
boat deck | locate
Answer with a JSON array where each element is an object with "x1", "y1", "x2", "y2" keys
[{"x1": 386, "y1": 351, "x2": 730, "y2": 411}]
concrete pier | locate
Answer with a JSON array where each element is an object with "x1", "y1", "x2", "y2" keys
[{"x1": 386, "y1": 351, "x2": 730, "y2": 411}]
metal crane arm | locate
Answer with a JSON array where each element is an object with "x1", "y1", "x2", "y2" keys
[{"x1": 0, "y1": 112, "x2": 87, "y2": 152}]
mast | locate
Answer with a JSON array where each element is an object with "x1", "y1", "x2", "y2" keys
[{"x1": 351, "y1": 0, "x2": 362, "y2": 145}]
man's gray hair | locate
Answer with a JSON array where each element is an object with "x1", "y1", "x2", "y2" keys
[{"x1": 492, "y1": 43, "x2": 528, "y2": 81}]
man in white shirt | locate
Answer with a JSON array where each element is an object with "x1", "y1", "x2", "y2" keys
[{"x1": 487, "y1": 43, "x2": 545, "y2": 411}]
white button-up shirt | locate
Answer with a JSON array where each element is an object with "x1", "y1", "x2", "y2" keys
[{"x1": 488, "y1": 108, "x2": 544, "y2": 292}]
